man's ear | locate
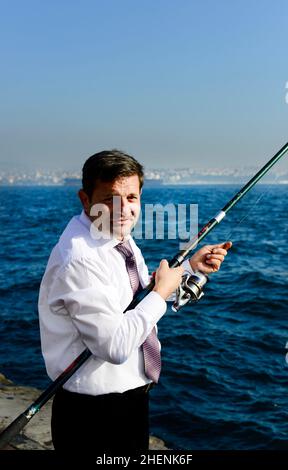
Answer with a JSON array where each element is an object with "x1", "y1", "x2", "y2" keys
[{"x1": 78, "y1": 189, "x2": 91, "y2": 214}]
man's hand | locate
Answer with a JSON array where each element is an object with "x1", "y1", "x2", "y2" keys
[
  {"x1": 189, "y1": 241, "x2": 232, "y2": 274},
  {"x1": 153, "y1": 259, "x2": 184, "y2": 300}
]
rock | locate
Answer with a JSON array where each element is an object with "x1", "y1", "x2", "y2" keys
[
  {"x1": 0, "y1": 373, "x2": 13, "y2": 386},
  {"x1": 0, "y1": 379, "x2": 53, "y2": 450},
  {"x1": 149, "y1": 435, "x2": 168, "y2": 450},
  {"x1": 0, "y1": 373, "x2": 168, "y2": 451}
]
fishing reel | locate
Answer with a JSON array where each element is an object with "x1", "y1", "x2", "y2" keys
[{"x1": 172, "y1": 271, "x2": 209, "y2": 312}]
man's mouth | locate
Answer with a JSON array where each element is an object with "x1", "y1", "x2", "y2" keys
[{"x1": 113, "y1": 218, "x2": 133, "y2": 225}]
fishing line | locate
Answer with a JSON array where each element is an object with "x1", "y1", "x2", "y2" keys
[{"x1": 223, "y1": 172, "x2": 280, "y2": 241}]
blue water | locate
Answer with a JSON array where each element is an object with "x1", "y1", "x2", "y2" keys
[{"x1": 0, "y1": 185, "x2": 287, "y2": 450}]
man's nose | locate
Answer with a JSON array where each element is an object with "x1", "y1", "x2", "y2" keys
[
  {"x1": 113, "y1": 196, "x2": 129, "y2": 215},
  {"x1": 120, "y1": 197, "x2": 130, "y2": 215}
]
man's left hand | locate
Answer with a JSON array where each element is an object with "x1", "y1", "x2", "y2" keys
[{"x1": 189, "y1": 241, "x2": 232, "y2": 274}]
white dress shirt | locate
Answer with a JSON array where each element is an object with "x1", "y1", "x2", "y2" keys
[{"x1": 38, "y1": 210, "x2": 194, "y2": 395}]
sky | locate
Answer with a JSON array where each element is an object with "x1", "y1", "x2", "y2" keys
[{"x1": 0, "y1": 0, "x2": 287, "y2": 172}]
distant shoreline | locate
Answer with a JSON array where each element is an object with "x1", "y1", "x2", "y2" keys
[{"x1": 0, "y1": 182, "x2": 287, "y2": 187}]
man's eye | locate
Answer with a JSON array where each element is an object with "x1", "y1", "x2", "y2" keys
[{"x1": 128, "y1": 196, "x2": 137, "y2": 200}]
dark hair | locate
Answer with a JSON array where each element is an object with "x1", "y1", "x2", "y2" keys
[{"x1": 82, "y1": 149, "x2": 144, "y2": 199}]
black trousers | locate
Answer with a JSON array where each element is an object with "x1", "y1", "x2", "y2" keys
[{"x1": 51, "y1": 386, "x2": 150, "y2": 454}]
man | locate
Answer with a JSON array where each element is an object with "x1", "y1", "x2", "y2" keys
[{"x1": 38, "y1": 149, "x2": 231, "y2": 454}]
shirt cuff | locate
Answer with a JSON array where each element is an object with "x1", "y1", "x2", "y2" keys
[
  {"x1": 137, "y1": 290, "x2": 167, "y2": 325},
  {"x1": 182, "y1": 258, "x2": 195, "y2": 275}
]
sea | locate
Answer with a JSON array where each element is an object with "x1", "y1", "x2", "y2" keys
[{"x1": 0, "y1": 184, "x2": 287, "y2": 450}]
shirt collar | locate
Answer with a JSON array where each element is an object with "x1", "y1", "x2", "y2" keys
[{"x1": 79, "y1": 210, "x2": 91, "y2": 229}]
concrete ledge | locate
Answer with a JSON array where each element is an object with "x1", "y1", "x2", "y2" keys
[{"x1": 0, "y1": 373, "x2": 168, "y2": 450}]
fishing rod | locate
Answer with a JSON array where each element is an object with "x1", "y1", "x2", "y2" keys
[{"x1": 0, "y1": 141, "x2": 287, "y2": 449}]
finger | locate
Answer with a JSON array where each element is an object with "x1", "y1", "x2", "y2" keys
[
  {"x1": 206, "y1": 259, "x2": 221, "y2": 269},
  {"x1": 206, "y1": 254, "x2": 224, "y2": 262},
  {"x1": 212, "y1": 241, "x2": 232, "y2": 250},
  {"x1": 211, "y1": 248, "x2": 227, "y2": 256},
  {"x1": 211, "y1": 241, "x2": 232, "y2": 254},
  {"x1": 159, "y1": 259, "x2": 169, "y2": 268},
  {"x1": 206, "y1": 259, "x2": 222, "y2": 267},
  {"x1": 222, "y1": 241, "x2": 232, "y2": 250},
  {"x1": 209, "y1": 260, "x2": 221, "y2": 271}
]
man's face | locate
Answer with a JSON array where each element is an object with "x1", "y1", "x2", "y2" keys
[{"x1": 81, "y1": 174, "x2": 141, "y2": 240}]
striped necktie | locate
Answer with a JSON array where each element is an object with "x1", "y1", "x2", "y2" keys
[{"x1": 115, "y1": 240, "x2": 161, "y2": 383}]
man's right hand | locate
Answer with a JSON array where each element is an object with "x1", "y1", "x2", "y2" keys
[{"x1": 152, "y1": 259, "x2": 184, "y2": 300}]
